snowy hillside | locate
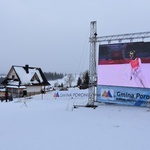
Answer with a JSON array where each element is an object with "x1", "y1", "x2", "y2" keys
[
  {"x1": 48, "y1": 74, "x2": 80, "y2": 88},
  {"x1": 0, "y1": 91, "x2": 150, "y2": 150}
]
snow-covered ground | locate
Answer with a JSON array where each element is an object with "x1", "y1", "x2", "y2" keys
[{"x1": 0, "y1": 91, "x2": 150, "y2": 150}]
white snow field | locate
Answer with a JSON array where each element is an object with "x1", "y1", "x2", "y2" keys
[{"x1": 0, "y1": 91, "x2": 150, "y2": 150}]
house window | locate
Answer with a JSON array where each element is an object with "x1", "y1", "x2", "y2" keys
[{"x1": 12, "y1": 75, "x2": 15, "y2": 80}]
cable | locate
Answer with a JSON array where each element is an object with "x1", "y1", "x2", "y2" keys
[{"x1": 76, "y1": 29, "x2": 89, "y2": 74}]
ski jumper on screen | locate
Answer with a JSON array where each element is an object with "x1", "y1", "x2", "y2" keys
[{"x1": 129, "y1": 50, "x2": 147, "y2": 88}]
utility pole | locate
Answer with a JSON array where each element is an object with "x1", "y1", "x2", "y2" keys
[{"x1": 87, "y1": 21, "x2": 97, "y2": 107}]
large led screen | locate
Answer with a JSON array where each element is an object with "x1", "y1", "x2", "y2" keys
[{"x1": 98, "y1": 42, "x2": 150, "y2": 88}]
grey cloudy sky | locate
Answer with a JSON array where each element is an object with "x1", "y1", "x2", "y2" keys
[{"x1": 0, "y1": 0, "x2": 150, "y2": 74}]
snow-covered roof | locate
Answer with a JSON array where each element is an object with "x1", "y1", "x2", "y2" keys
[
  {"x1": 7, "y1": 80, "x2": 19, "y2": 86},
  {"x1": 6, "y1": 85, "x2": 26, "y2": 89},
  {"x1": 14, "y1": 66, "x2": 43, "y2": 85},
  {"x1": 1, "y1": 65, "x2": 50, "y2": 87}
]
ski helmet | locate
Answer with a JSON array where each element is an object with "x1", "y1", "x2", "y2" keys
[{"x1": 129, "y1": 50, "x2": 136, "y2": 59}]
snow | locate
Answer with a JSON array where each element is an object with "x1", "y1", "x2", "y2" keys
[
  {"x1": 0, "y1": 91, "x2": 150, "y2": 150},
  {"x1": 13, "y1": 66, "x2": 43, "y2": 85}
]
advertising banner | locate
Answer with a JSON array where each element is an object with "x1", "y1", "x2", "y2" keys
[
  {"x1": 53, "y1": 90, "x2": 88, "y2": 99},
  {"x1": 97, "y1": 85, "x2": 150, "y2": 107}
]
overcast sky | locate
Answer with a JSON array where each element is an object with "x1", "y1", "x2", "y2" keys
[{"x1": 0, "y1": 0, "x2": 150, "y2": 74}]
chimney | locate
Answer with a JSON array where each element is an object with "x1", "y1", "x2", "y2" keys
[{"x1": 25, "y1": 64, "x2": 29, "y2": 74}]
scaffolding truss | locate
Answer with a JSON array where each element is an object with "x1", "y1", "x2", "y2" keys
[
  {"x1": 87, "y1": 21, "x2": 97, "y2": 106},
  {"x1": 88, "y1": 21, "x2": 150, "y2": 106},
  {"x1": 96, "y1": 31, "x2": 150, "y2": 43}
]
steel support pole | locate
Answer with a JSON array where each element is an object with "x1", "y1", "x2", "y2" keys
[{"x1": 88, "y1": 21, "x2": 97, "y2": 106}]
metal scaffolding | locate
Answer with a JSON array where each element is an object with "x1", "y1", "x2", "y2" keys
[
  {"x1": 87, "y1": 21, "x2": 97, "y2": 106},
  {"x1": 96, "y1": 31, "x2": 150, "y2": 43},
  {"x1": 88, "y1": 21, "x2": 150, "y2": 106}
]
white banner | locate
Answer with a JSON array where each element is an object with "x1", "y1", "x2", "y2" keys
[{"x1": 53, "y1": 89, "x2": 88, "y2": 99}]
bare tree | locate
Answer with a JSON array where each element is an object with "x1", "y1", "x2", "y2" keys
[
  {"x1": 54, "y1": 81, "x2": 59, "y2": 87},
  {"x1": 64, "y1": 74, "x2": 75, "y2": 87}
]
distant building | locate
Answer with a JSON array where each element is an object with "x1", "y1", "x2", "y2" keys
[{"x1": 1, "y1": 65, "x2": 50, "y2": 97}]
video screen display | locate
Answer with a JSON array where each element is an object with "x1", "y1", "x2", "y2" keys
[{"x1": 98, "y1": 42, "x2": 150, "y2": 88}]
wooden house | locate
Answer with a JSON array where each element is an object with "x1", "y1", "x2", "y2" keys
[{"x1": 1, "y1": 65, "x2": 50, "y2": 97}]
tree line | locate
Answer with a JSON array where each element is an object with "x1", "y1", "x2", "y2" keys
[
  {"x1": 43, "y1": 72, "x2": 64, "y2": 80},
  {"x1": 62, "y1": 70, "x2": 89, "y2": 88},
  {"x1": 76, "y1": 71, "x2": 89, "y2": 89}
]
